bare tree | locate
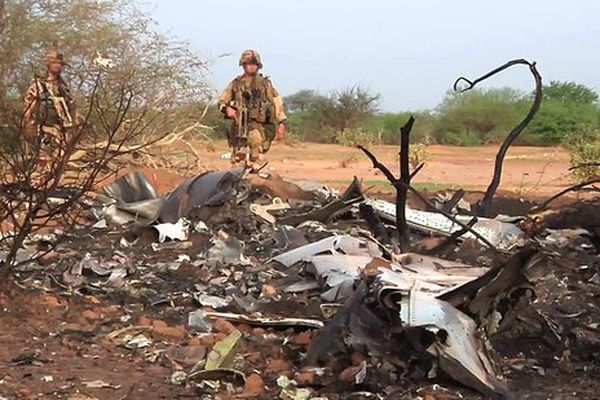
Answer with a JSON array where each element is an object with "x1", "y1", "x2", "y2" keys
[
  {"x1": 0, "y1": 67, "x2": 191, "y2": 283},
  {"x1": 454, "y1": 59, "x2": 542, "y2": 216}
]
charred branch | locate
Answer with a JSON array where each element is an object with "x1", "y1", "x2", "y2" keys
[
  {"x1": 358, "y1": 144, "x2": 501, "y2": 254},
  {"x1": 535, "y1": 178, "x2": 600, "y2": 211},
  {"x1": 357, "y1": 116, "x2": 415, "y2": 251},
  {"x1": 454, "y1": 59, "x2": 543, "y2": 216}
]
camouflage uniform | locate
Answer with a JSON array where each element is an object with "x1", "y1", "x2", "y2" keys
[
  {"x1": 23, "y1": 50, "x2": 75, "y2": 172},
  {"x1": 218, "y1": 50, "x2": 286, "y2": 165}
]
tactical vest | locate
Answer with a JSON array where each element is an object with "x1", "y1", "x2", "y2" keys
[
  {"x1": 36, "y1": 78, "x2": 73, "y2": 127},
  {"x1": 232, "y1": 74, "x2": 274, "y2": 125}
]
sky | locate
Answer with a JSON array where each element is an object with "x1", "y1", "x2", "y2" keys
[{"x1": 149, "y1": 0, "x2": 600, "y2": 111}]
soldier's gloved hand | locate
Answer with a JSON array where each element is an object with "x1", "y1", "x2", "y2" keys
[
  {"x1": 225, "y1": 106, "x2": 237, "y2": 119},
  {"x1": 276, "y1": 122, "x2": 286, "y2": 140}
]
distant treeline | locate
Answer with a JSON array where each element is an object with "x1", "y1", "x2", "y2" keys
[{"x1": 278, "y1": 82, "x2": 600, "y2": 147}]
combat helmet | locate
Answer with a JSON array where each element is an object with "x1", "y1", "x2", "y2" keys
[
  {"x1": 43, "y1": 49, "x2": 68, "y2": 66},
  {"x1": 239, "y1": 49, "x2": 262, "y2": 68}
]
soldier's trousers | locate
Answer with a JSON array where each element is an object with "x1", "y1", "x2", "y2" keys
[{"x1": 229, "y1": 124, "x2": 273, "y2": 163}]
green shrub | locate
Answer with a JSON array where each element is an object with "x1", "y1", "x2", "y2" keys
[
  {"x1": 335, "y1": 127, "x2": 377, "y2": 147},
  {"x1": 563, "y1": 125, "x2": 600, "y2": 182},
  {"x1": 436, "y1": 130, "x2": 483, "y2": 146}
]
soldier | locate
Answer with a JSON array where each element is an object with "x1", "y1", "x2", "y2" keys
[
  {"x1": 218, "y1": 49, "x2": 286, "y2": 169},
  {"x1": 22, "y1": 49, "x2": 76, "y2": 173}
]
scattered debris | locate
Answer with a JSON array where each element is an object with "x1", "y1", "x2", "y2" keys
[
  {"x1": 123, "y1": 334, "x2": 153, "y2": 349},
  {"x1": 249, "y1": 197, "x2": 291, "y2": 224},
  {"x1": 5, "y1": 163, "x2": 599, "y2": 399},
  {"x1": 205, "y1": 312, "x2": 324, "y2": 329},
  {"x1": 188, "y1": 309, "x2": 213, "y2": 332},
  {"x1": 81, "y1": 380, "x2": 121, "y2": 390},
  {"x1": 204, "y1": 330, "x2": 243, "y2": 370},
  {"x1": 153, "y1": 219, "x2": 190, "y2": 242}
]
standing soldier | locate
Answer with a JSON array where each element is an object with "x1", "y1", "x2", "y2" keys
[
  {"x1": 218, "y1": 50, "x2": 286, "y2": 169},
  {"x1": 22, "y1": 49, "x2": 76, "y2": 175}
]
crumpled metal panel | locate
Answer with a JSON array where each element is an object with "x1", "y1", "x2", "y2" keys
[
  {"x1": 271, "y1": 235, "x2": 378, "y2": 267},
  {"x1": 374, "y1": 269, "x2": 510, "y2": 398},
  {"x1": 102, "y1": 171, "x2": 158, "y2": 204},
  {"x1": 159, "y1": 168, "x2": 245, "y2": 223},
  {"x1": 394, "y1": 253, "x2": 490, "y2": 294},
  {"x1": 366, "y1": 198, "x2": 523, "y2": 250},
  {"x1": 97, "y1": 168, "x2": 245, "y2": 225},
  {"x1": 307, "y1": 254, "x2": 374, "y2": 302}
]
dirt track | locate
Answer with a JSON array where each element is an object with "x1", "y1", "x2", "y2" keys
[{"x1": 196, "y1": 141, "x2": 573, "y2": 196}]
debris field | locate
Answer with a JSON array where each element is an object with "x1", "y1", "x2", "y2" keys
[{"x1": 0, "y1": 166, "x2": 599, "y2": 400}]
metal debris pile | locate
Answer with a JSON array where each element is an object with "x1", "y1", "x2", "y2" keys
[{"x1": 6, "y1": 168, "x2": 600, "y2": 399}]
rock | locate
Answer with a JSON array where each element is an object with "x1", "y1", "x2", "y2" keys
[
  {"x1": 152, "y1": 320, "x2": 186, "y2": 339},
  {"x1": 243, "y1": 373, "x2": 265, "y2": 397},
  {"x1": 41, "y1": 295, "x2": 63, "y2": 308},
  {"x1": 261, "y1": 284, "x2": 278, "y2": 298},
  {"x1": 295, "y1": 371, "x2": 315, "y2": 385},
  {"x1": 266, "y1": 358, "x2": 291, "y2": 375},
  {"x1": 39, "y1": 250, "x2": 60, "y2": 265},
  {"x1": 293, "y1": 331, "x2": 312, "y2": 346},
  {"x1": 82, "y1": 309, "x2": 102, "y2": 321},
  {"x1": 188, "y1": 310, "x2": 213, "y2": 333},
  {"x1": 213, "y1": 318, "x2": 237, "y2": 334},
  {"x1": 339, "y1": 366, "x2": 358, "y2": 382}
]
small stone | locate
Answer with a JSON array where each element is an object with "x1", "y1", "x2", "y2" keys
[
  {"x1": 293, "y1": 331, "x2": 312, "y2": 346},
  {"x1": 82, "y1": 309, "x2": 101, "y2": 321},
  {"x1": 295, "y1": 371, "x2": 315, "y2": 385},
  {"x1": 339, "y1": 366, "x2": 357, "y2": 382},
  {"x1": 261, "y1": 284, "x2": 277, "y2": 298},
  {"x1": 213, "y1": 318, "x2": 237, "y2": 334},
  {"x1": 265, "y1": 358, "x2": 290, "y2": 375},
  {"x1": 152, "y1": 320, "x2": 186, "y2": 339},
  {"x1": 243, "y1": 373, "x2": 265, "y2": 397},
  {"x1": 188, "y1": 310, "x2": 213, "y2": 333}
]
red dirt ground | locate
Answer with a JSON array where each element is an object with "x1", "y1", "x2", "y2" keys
[{"x1": 193, "y1": 141, "x2": 573, "y2": 196}]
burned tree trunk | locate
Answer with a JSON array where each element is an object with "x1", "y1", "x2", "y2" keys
[
  {"x1": 454, "y1": 59, "x2": 543, "y2": 216},
  {"x1": 358, "y1": 116, "x2": 500, "y2": 254},
  {"x1": 358, "y1": 116, "x2": 415, "y2": 252},
  {"x1": 396, "y1": 116, "x2": 415, "y2": 251}
]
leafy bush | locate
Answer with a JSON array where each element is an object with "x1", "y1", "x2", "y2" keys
[
  {"x1": 563, "y1": 125, "x2": 600, "y2": 182},
  {"x1": 335, "y1": 127, "x2": 377, "y2": 147},
  {"x1": 282, "y1": 82, "x2": 600, "y2": 147},
  {"x1": 409, "y1": 143, "x2": 430, "y2": 169},
  {"x1": 435, "y1": 130, "x2": 483, "y2": 147}
]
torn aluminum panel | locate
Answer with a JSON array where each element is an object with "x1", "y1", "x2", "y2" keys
[
  {"x1": 280, "y1": 177, "x2": 364, "y2": 226},
  {"x1": 393, "y1": 253, "x2": 490, "y2": 294},
  {"x1": 102, "y1": 171, "x2": 158, "y2": 204},
  {"x1": 271, "y1": 235, "x2": 381, "y2": 267},
  {"x1": 367, "y1": 198, "x2": 523, "y2": 250},
  {"x1": 104, "y1": 198, "x2": 164, "y2": 225},
  {"x1": 306, "y1": 254, "x2": 373, "y2": 302},
  {"x1": 153, "y1": 219, "x2": 190, "y2": 242},
  {"x1": 97, "y1": 171, "x2": 164, "y2": 225},
  {"x1": 375, "y1": 269, "x2": 510, "y2": 398},
  {"x1": 96, "y1": 168, "x2": 244, "y2": 225},
  {"x1": 159, "y1": 168, "x2": 245, "y2": 223}
]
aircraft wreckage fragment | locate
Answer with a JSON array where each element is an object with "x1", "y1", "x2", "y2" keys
[
  {"x1": 273, "y1": 235, "x2": 537, "y2": 398},
  {"x1": 97, "y1": 168, "x2": 246, "y2": 225},
  {"x1": 90, "y1": 169, "x2": 537, "y2": 397},
  {"x1": 366, "y1": 198, "x2": 523, "y2": 250}
]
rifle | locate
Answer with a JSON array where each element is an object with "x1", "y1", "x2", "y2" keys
[{"x1": 34, "y1": 78, "x2": 74, "y2": 129}]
